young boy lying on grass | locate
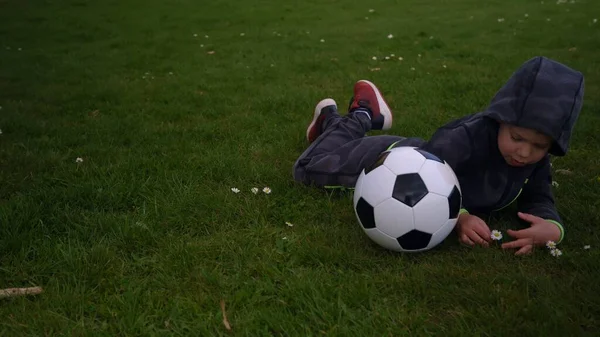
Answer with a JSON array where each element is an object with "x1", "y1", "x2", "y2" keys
[{"x1": 293, "y1": 56, "x2": 584, "y2": 255}]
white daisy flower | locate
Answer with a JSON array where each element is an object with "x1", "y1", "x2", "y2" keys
[
  {"x1": 443, "y1": 64, "x2": 447, "y2": 68},
  {"x1": 193, "y1": 34, "x2": 198, "y2": 37},
  {"x1": 251, "y1": 187, "x2": 259, "y2": 194},
  {"x1": 369, "y1": 9, "x2": 375, "y2": 13},
  {"x1": 205, "y1": 35, "x2": 209, "y2": 38},
  {"x1": 550, "y1": 248, "x2": 562, "y2": 257},
  {"x1": 498, "y1": 18, "x2": 505, "y2": 22},
  {"x1": 418, "y1": 54, "x2": 422, "y2": 57},
  {"x1": 584, "y1": 245, "x2": 591, "y2": 250},
  {"x1": 231, "y1": 187, "x2": 240, "y2": 193},
  {"x1": 385, "y1": 56, "x2": 390, "y2": 60},
  {"x1": 546, "y1": 241, "x2": 557, "y2": 249},
  {"x1": 398, "y1": 56, "x2": 403, "y2": 61},
  {"x1": 372, "y1": 56, "x2": 377, "y2": 60},
  {"x1": 263, "y1": 187, "x2": 272, "y2": 194},
  {"x1": 387, "y1": 34, "x2": 394, "y2": 39},
  {"x1": 200, "y1": 44, "x2": 204, "y2": 47},
  {"x1": 286, "y1": 221, "x2": 294, "y2": 227},
  {"x1": 390, "y1": 53, "x2": 395, "y2": 57},
  {"x1": 240, "y1": 33, "x2": 245, "y2": 36},
  {"x1": 593, "y1": 19, "x2": 598, "y2": 24},
  {"x1": 320, "y1": 39, "x2": 325, "y2": 43},
  {"x1": 75, "y1": 157, "x2": 83, "y2": 163},
  {"x1": 410, "y1": 67, "x2": 415, "y2": 71},
  {"x1": 491, "y1": 230, "x2": 503, "y2": 240}
]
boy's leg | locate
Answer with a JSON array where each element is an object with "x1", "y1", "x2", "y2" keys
[{"x1": 294, "y1": 80, "x2": 422, "y2": 187}]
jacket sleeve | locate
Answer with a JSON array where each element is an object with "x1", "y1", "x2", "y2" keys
[
  {"x1": 419, "y1": 124, "x2": 474, "y2": 215},
  {"x1": 419, "y1": 124, "x2": 473, "y2": 176},
  {"x1": 517, "y1": 156, "x2": 565, "y2": 242}
]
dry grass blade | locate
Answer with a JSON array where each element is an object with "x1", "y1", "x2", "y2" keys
[
  {"x1": 555, "y1": 169, "x2": 573, "y2": 175},
  {"x1": 220, "y1": 299, "x2": 232, "y2": 331}
]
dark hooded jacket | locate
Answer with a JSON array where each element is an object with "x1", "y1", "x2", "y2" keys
[{"x1": 395, "y1": 56, "x2": 584, "y2": 229}]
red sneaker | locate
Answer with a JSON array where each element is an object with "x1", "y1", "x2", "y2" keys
[
  {"x1": 306, "y1": 98, "x2": 338, "y2": 143},
  {"x1": 348, "y1": 80, "x2": 393, "y2": 130}
]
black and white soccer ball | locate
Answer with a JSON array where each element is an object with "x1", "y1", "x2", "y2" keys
[{"x1": 353, "y1": 146, "x2": 462, "y2": 252}]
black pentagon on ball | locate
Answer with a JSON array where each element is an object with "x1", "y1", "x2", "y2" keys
[
  {"x1": 356, "y1": 197, "x2": 376, "y2": 228},
  {"x1": 396, "y1": 230, "x2": 433, "y2": 250},
  {"x1": 415, "y1": 148, "x2": 443, "y2": 163},
  {"x1": 364, "y1": 151, "x2": 390, "y2": 174},
  {"x1": 392, "y1": 173, "x2": 428, "y2": 207},
  {"x1": 448, "y1": 186, "x2": 462, "y2": 219}
]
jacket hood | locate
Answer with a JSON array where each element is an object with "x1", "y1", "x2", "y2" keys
[{"x1": 481, "y1": 56, "x2": 584, "y2": 156}]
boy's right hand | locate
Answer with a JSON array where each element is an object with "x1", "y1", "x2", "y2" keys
[{"x1": 456, "y1": 213, "x2": 492, "y2": 247}]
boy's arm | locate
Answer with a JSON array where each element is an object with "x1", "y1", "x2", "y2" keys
[
  {"x1": 420, "y1": 124, "x2": 474, "y2": 214},
  {"x1": 419, "y1": 124, "x2": 473, "y2": 176},
  {"x1": 517, "y1": 156, "x2": 565, "y2": 242}
]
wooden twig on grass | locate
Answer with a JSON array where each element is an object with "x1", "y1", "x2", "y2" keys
[{"x1": 0, "y1": 287, "x2": 43, "y2": 299}]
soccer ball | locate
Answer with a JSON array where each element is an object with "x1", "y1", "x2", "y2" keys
[{"x1": 353, "y1": 146, "x2": 462, "y2": 252}]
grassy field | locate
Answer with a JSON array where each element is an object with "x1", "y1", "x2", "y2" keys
[{"x1": 1, "y1": 0, "x2": 600, "y2": 335}]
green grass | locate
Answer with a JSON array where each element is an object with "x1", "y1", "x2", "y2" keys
[{"x1": 1, "y1": 0, "x2": 600, "y2": 335}]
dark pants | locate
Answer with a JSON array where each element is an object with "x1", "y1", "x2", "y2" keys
[{"x1": 292, "y1": 113, "x2": 425, "y2": 188}]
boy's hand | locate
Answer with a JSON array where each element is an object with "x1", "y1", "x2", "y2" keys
[
  {"x1": 501, "y1": 212, "x2": 562, "y2": 255},
  {"x1": 456, "y1": 213, "x2": 492, "y2": 247}
]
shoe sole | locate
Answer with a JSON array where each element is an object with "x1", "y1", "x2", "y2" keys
[
  {"x1": 306, "y1": 98, "x2": 337, "y2": 142},
  {"x1": 357, "y1": 80, "x2": 393, "y2": 130}
]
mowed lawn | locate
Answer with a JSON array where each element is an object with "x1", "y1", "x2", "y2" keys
[{"x1": 1, "y1": 0, "x2": 600, "y2": 335}]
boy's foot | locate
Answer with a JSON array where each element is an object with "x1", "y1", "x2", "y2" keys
[
  {"x1": 306, "y1": 98, "x2": 339, "y2": 143},
  {"x1": 348, "y1": 80, "x2": 393, "y2": 130}
]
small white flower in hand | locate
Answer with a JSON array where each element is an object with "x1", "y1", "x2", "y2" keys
[
  {"x1": 75, "y1": 157, "x2": 84, "y2": 163},
  {"x1": 263, "y1": 187, "x2": 271, "y2": 194},
  {"x1": 550, "y1": 248, "x2": 563, "y2": 257},
  {"x1": 251, "y1": 187, "x2": 259, "y2": 194},
  {"x1": 231, "y1": 187, "x2": 240, "y2": 193},
  {"x1": 491, "y1": 230, "x2": 503, "y2": 240},
  {"x1": 546, "y1": 241, "x2": 557, "y2": 249}
]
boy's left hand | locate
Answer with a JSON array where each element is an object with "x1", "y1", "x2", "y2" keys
[{"x1": 501, "y1": 212, "x2": 562, "y2": 256}]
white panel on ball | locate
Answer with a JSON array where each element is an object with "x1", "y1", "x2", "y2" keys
[
  {"x1": 383, "y1": 147, "x2": 427, "y2": 176},
  {"x1": 364, "y1": 228, "x2": 403, "y2": 251},
  {"x1": 412, "y1": 193, "x2": 450, "y2": 234},
  {"x1": 360, "y1": 166, "x2": 397, "y2": 207},
  {"x1": 445, "y1": 162, "x2": 462, "y2": 194},
  {"x1": 419, "y1": 160, "x2": 458, "y2": 197},
  {"x1": 427, "y1": 218, "x2": 458, "y2": 249},
  {"x1": 374, "y1": 198, "x2": 415, "y2": 238},
  {"x1": 353, "y1": 171, "x2": 365, "y2": 208}
]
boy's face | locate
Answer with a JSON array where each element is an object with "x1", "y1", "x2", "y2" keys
[{"x1": 498, "y1": 123, "x2": 552, "y2": 167}]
